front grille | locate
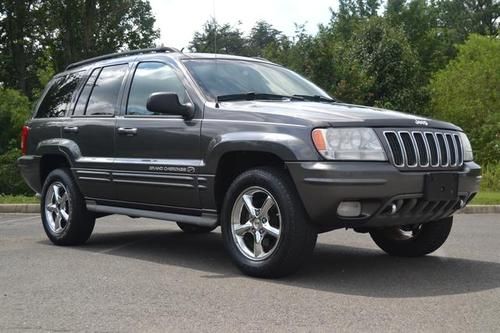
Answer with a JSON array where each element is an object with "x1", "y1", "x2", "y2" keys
[{"x1": 383, "y1": 130, "x2": 463, "y2": 169}]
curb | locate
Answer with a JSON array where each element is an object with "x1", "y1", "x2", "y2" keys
[
  {"x1": 0, "y1": 204, "x2": 499, "y2": 214},
  {"x1": 0, "y1": 204, "x2": 40, "y2": 213}
]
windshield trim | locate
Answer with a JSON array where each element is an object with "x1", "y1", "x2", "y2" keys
[{"x1": 180, "y1": 58, "x2": 332, "y2": 103}]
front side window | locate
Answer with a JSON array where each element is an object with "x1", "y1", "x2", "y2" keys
[
  {"x1": 85, "y1": 64, "x2": 128, "y2": 116},
  {"x1": 36, "y1": 72, "x2": 84, "y2": 118},
  {"x1": 183, "y1": 59, "x2": 330, "y2": 100},
  {"x1": 127, "y1": 62, "x2": 189, "y2": 116}
]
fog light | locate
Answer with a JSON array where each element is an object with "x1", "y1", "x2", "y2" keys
[{"x1": 337, "y1": 201, "x2": 361, "y2": 217}]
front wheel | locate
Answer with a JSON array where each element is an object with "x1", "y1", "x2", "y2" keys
[
  {"x1": 41, "y1": 168, "x2": 95, "y2": 245},
  {"x1": 221, "y1": 167, "x2": 317, "y2": 278},
  {"x1": 369, "y1": 217, "x2": 453, "y2": 257}
]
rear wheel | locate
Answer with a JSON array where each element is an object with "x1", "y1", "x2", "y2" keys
[
  {"x1": 176, "y1": 222, "x2": 217, "y2": 234},
  {"x1": 369, "y1": 217, "x2": 453, "y2": 257},
  {"x1": 221, "y1": 167, "x2": 317, "y2": 278},
  {"x1": 41, "y1": 168, "x2": 95, "y2": 245}
]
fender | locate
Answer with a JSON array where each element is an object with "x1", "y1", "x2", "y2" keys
[
  {"x1": 35, "y1": 138, "x2": 81, "y2": 165},
  {"x1": 35, "y1": 138, "x2": 82, "y2": 167},
  {"x1": 204, "y1": 131, "x2": 318, "y2": 173}
]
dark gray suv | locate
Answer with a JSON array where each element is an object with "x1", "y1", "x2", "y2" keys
[{"x1": 18, "y1": 47, "x2": 481, "y2": 277}]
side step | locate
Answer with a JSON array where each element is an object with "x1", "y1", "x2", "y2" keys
[{"x1": 86, "y1": 202, "x2": 218, "y2": 227}]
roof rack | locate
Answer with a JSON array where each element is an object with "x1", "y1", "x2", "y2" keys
[{"x1": 65, "y1": 47, "x2": 179, "y2": 71}]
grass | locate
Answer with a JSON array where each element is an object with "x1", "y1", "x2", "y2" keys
[
  {"x1": 1, "y1": 192, "x2": 499, "y2": 205},
  {"x1": 471, "y1": 191, "x2": 500, "y2": 205},
  {"x1": 0, "y1": 195, "x2": 39, "y2": 204}
]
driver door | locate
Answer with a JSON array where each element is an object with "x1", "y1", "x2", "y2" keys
[{"x1": 113, "y1": 62, "x2": 202, "y2": 211}]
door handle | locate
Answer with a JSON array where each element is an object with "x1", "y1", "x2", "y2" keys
[
  {"x1": 117, "y1": 127, "x2": 138, "y2": 135},
  {"x1": 63, "y1": 126, "x2": 79, "y2": 133}
]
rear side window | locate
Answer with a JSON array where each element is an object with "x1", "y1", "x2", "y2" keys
[
  {"x1": 36, "y1": 72, "x2": 83, "y2": 118},
  {"x1": 84, "y1": 64, "x2": 128, "y2": 116},
  {"x1": 73, "y1": 68, "x2": 100, "y2": 116}
]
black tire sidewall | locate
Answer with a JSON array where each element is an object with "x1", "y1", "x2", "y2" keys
[
  {"x1": 370, "y1": 217, "x2": 453, "y2": 257},
  {"x1": 40, "y1": 168, "x2": 94, "y2": 245},
  {"x1": 221, "y1": 167, "x2": 316, "y2": 277}
]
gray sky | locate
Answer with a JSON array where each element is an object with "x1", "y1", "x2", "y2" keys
[{"x1": 149, "y1": 0, "x2": 339, "y2": 50}]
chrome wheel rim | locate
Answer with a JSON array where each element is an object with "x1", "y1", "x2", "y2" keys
[
  {"x1": 44, "y1": 181, "x2": 70, "y2": 234},
  {"x1": 230, "y1": 186, "x2": 282, "y2": 261}
]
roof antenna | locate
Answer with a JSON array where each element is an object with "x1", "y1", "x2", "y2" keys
[
  {"x1": 213, "y1": 0, "x2": 217, "y2": 55},
  {"x1": 213, "y1": 0, "x2": 220, "y2": 108}
]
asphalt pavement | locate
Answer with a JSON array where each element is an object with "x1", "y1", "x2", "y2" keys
[{"x1": 0, "y1": 213, "x2": 499, "y2": 332}]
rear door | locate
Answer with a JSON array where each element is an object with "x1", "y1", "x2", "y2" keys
[
  {"x1": 63, "y1": 64, "x2": 129, "y2": 200},
  {"x1": 113, "y1": 61, "x2": 202, "y2": 211}
]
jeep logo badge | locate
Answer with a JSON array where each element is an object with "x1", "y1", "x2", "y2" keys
[{"x1": 415, "y1": 119, "x2": 429, "y2": 126}]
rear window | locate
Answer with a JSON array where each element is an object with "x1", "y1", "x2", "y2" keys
[{"x1": 35, "y1": 72, "x2": 84, "y2": 118}]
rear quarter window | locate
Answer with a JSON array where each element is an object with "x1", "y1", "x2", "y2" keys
[{"x1": 35, "y1": 72, "x2": 84, "y2": 118}]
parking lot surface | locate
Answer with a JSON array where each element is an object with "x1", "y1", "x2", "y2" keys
[{"x1": 0, "y1": 213, "x2": 499, "y2": 332}]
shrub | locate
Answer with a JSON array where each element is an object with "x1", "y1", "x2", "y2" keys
[
  {"x1": 0, "y1": 148, "x2": 32, "y2": 195},
  {"x1": 481, "y1": 164, "x2": 500, "y2": 192}
]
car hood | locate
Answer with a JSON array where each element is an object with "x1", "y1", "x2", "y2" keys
[{"x1": 217, "y1": 101, "x2": 461, "y2": 131}]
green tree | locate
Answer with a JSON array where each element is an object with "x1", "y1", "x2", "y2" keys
[
  {"x1": 44, "y1": 0, "x2": 159, "y2": 72},
  {"x1": 430, "y1": 34, "x2": 500, "y2": 165},
  {"x1": 437, "y1": 0, "x2": 500, "y2": 39},
  {"x1": 189, "y1": 19, "x2": 249, "y2": 55},
  {"x1": 0, "y1": 88, "x2": 31, "y2": 154},
  {"x1": 340, "y1": 17, "x2": 425, "y2": 113},
  {"x1": 0, "y1": 1, "x2": 46, "y2": 97},
  {"x1": 0, "y1": 0, "x2": 159, "y2": 95},
  {"x1": 248, "y1": 21, "x2": 286, "y2": 57}
]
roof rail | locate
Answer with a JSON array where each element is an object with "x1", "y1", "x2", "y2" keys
[{"x1": 65, "y1": 47, "x2": 179, "y2": 71}]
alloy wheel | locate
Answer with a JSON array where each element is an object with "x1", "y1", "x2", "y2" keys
[{"x1": 230, "y1": 186, "x2": 282, "y2": 260}]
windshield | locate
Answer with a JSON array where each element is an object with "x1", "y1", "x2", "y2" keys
[{"x1": 183, "y1": 59, "x2": 331, "y2": 100}]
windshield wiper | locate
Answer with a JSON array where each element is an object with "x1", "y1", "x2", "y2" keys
[
  {"x1": 216, "y1": 92, "x2": 304, "y2": 103},
  {"x1": 293, "y1": 94, "x2": 336, "y2": 103}
]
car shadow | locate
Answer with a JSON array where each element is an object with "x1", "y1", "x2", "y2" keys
[{"x1": 40, "y1": 228, "x2": 500, "y2": 298}]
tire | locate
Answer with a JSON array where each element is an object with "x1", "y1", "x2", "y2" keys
[
  {"x1": 221, "y1": 167, "x2": 317, "y2": 278},
  {"x1": 40, "y1": 168, "x2": 95, "y2": 245},
  {"x1": 369, "y1": 217, "x2": 453, "y2": 257},
  {"x1": 176, "y1": 222, "x2": 217, "y2": 234}
]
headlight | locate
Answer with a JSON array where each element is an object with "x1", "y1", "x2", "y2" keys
[
  {"x1": 312, "y1": 128, "x2": 387, "y2": 161},
  {"x1": 459, "y1": 132, "x2": 473, "y2": 161}
]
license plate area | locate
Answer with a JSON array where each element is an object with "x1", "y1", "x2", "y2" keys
[{"x1": 424, "y1": 173, "x2": 459, "y2": 201}]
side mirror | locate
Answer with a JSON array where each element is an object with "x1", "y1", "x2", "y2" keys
[{"x1": 146, "y1": 92, "x2": 195, "y2": 119}]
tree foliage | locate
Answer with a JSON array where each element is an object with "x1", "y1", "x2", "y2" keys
[
  {"x1": 0, "y1": 88, "x2": 31, "y2": 154},
  {"x1": 0, "y1": 0, "x2": 159, "y2": 97},
  {"x1": 430, "y1": 34, "x2": 499, "y2": 165}
]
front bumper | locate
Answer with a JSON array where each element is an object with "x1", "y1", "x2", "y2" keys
[{"x1": 286, "y1": 161, "x2": 481, "y2": 230}]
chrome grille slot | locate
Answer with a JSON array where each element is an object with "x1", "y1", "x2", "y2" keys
[
  {"x1": 413, "y1": 132, "x2": 429, "y2": 166},
  {"x1": 446, "y1": 134, "x2": 457, "y2": 166},
  {"x1": 383, "y1": 129, "x2": 463, "y2": 169},
  {"x1": 400, "y1": 132, "x2": 417, "y2": 167},
  {"x1": 435, "y1": 133, "x2": 448, "y2": 166},
  {"x1": 425, "y1": 133, "x2": 438, "y2": 166},
  {"x1": 454, "y1": 134, "x2": 463, "y2": 166},
  {"x1": 385, "y1": 132, "x2": 404, "y2": 167}
]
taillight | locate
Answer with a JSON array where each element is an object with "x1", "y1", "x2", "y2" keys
[{"x1": 21, "y1": 125, "x2": 30, "y2": 155}]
